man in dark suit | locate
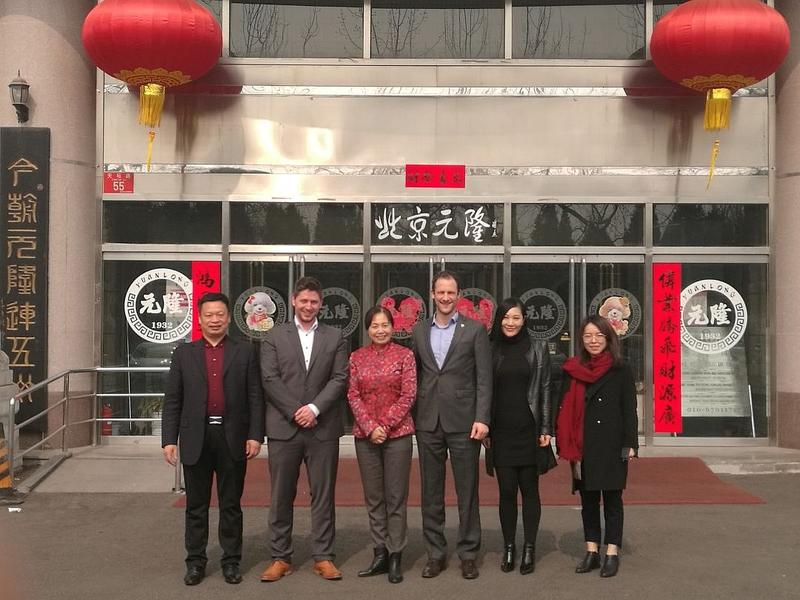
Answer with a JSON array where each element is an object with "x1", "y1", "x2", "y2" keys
[
  {"x1": 412, "y1": 271, "x2": 492, "y2": 580},
  {"x1": 162, "y1": 292, "x2": 265, "y2": 586},
  {"x1": 259, "y1": 276, "x2": 348, "y2": 582}
]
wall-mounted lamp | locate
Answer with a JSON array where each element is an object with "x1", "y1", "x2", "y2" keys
[{"x1": 9, "y1": 71, "x2": 30, "y2": 124}]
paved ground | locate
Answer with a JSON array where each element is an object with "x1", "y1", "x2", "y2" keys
[{"x1": 1, "y1": 472, "x2": 798, "y2": 600}]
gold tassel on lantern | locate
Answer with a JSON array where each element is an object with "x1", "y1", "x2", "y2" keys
[
  {"x1": 703, "y1": 88, "x2": 730, "y2": 191},
  {"x1": 138, "y1": 83, "x2": 166, "y2": 172},
  {"x1": 704, "y1": 88, "x2": 731, "y2": 131}
]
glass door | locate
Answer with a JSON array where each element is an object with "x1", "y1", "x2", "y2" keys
[
  {"x1": 371, "y1": 254, "x2": 504, "y2": 344},
  {"x1": 511, "y1": 255, "x2": 646, "y2": 435}
]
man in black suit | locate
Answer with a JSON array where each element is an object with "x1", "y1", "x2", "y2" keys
[
  {"x1": 259, "y1": 276, "x2": 349, "y2": 582},
  {"x1": 162, "y1": 292, "x2": 265, "y2": 586},
  {"x1": 412, "y1": 271, "x2": 492, "y2": 580}
]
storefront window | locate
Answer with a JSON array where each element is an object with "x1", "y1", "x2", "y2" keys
[
  {"x1": 102, "y1": 261, "x2": 194, "y2": 435},
  {"x1": 653, "y1": 204, "x2": 768, "y2": 247},
  {"x1": 104, "y1": 201, "x2": 222, "y2": 244},
  {"x1": 231, "y1": 202, "x2": 363, "y2": 245},
  {"x1": 512, "y1": 1, "x2": 645, "y2": 59},
  {"x1": 371, "y1": 1, "x2": 505, "y2": 59},
  {"x1": 512, "y1": 203, "x2": 644, "y2": 246},
  {"x1": 230, "y1": 1, "x2": 363, "y2": 58}
]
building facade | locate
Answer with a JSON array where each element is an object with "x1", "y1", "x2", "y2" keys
[{"x1": 2, "y1": 1, "x2": 799, "y2": 448}]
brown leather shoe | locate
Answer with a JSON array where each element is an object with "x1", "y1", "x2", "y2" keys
[
  {"x1": 313, "y1": 560, "x2": 343, "y2": 580},
  {"x1": 260, "y1": 560, "x2": 293, "y2": 582}
]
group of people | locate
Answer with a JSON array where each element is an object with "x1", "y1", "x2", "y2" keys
[{"x1": 161, "y1": 272, "x2": 639, "y2": 587}]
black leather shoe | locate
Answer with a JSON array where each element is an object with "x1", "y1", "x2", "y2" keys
[
  {"x1": 358, "y1": 547, "x2": 389, "y2": 577},
  {"x1": 519, "y1": 543, "x2": 535, "y2": 575},
  {"x1": 388, "y1": 552, "x2": 403, "y2": 584},
  {"x1": 600, "y1": 554, "x2": 619, "y2": 578},
  {"x1": 421, "y1": 557, "x2": 446, "y2": 578},
  {"x1": 460, "y1": 558, "x2": 479, "y2": 580},
  {"x1": 500, "y1": 544, "x2": 515, "y2": 572},
  {"x1": 575, "y1": 551, "x2": 601, "y2": 574},
  {"x1": 222, "y1": 563, "x2": 242, "y2": 584},
  {"x1": 184, "y1": 565, "x2": 205, "y2": 586}
]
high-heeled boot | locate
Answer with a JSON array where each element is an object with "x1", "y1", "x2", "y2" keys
[
  {"x1": 519, "y1": 542, "x2": 535, "y2": 575},
  {"x1": 358, "y1": 547, "x2": 389, "y2": 577},
  {"x1": 500, "y1": 544, "x2": 515, "y2": 572}
]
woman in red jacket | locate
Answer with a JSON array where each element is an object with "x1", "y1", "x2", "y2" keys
[{"x1": 348, "y1": 306, "x2": 417, "y2": 584}]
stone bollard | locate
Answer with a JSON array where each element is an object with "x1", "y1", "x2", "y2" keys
[{"x1": 0, "y1": 349, "x2": 21, "y2": 470}]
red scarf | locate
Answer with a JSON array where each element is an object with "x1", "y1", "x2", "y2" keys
[{"x1": 556, "y1": 352, "x2": 614, "y2": 461}]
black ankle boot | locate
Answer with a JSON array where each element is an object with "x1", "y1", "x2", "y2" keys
[
  {"x1": 600, "y1": 554, "x2": 619, "y2": 578},
  {"x1": 575, "y1": 551, "x2": 601, "y2": 573},
  {"x1": 500, "y1": 544, "x2": 515, "y2": 572},
  {"x1": 388, "y1": 552, "x2": 403, "y2": 583},
  {"x1": 358, "y1": 547, "x2": 389, "y2": 577},
  {"x1": 519, "y1": 543, "x2": 535, "y2": 575}
]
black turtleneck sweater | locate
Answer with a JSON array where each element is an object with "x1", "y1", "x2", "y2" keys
[{"x1": 492, "y1": 331, "x2": 537, "y2": 467}]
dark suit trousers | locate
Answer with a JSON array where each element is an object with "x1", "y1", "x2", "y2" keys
[
  {"x1": 268, "y1": 430, "x2": 339, "y2": 562},
  {"x1": 183, "y1": 424, "x2": 247, "y2": 568},
  {"x1": 416, "y1": 427, "x2": 482, "y2": 560},
  {"x1": 355, "y1": 435, "x2": 413, "y2": 553},
  {"x1": 578, "y1": 486, "x2": 624, "y2": 547}
]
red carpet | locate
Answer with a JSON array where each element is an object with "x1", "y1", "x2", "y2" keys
[{"x1": 173, "y1": 456, "x2": 764, "y2": 507}]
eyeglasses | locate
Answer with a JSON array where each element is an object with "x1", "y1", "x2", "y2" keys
[{"x1": 582, "y1": 333, "x2": 607, "y2": 341}]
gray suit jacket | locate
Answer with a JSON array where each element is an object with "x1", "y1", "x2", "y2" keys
[
  {"x1": 260, "y1": 321, "x2": 349, "y2": 441},
  {"x1": 412, "y1": 315, "x2": 492, "y2": 433}
]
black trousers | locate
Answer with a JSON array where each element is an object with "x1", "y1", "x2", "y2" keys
[
  {"x1": 578, "y1": 487, "x2": 624, "y2": 547},
  {"x1": 495, "y1": 465, "x2": 541, "y2": 546},
  {"x1": 183, "y1": 424, "x2": 247, "y2": 568}
]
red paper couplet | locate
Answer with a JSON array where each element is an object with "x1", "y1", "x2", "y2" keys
[
  {"x1": 191, "y1": 261, "x2": 221, "y2": 341},
  {"x1": 653, "y1": 263, "x2": 682, "y2": 433}
]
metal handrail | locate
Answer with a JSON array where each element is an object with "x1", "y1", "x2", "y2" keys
[{"x1": 3, "y1": 366, "x2": 181, "y2": 493}]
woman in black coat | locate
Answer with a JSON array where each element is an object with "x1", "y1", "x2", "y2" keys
[
  {"x1": 485, "y1": 297, "x2": 554, "y2": 575},
  {"x1": 555, "y1": 315, "x2": 638, "y2": 578}
]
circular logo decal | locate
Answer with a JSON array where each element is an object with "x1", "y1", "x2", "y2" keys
[
  {"x1": 519, "y1": 288, "x2": 567, "y2": 340},
  {"x1": 319, "y1": 287, "x2": 361, "y2": 338},
  {"x1": 457, "y1": 288, "x2": 496, "y2": 331},
  {"x1": 124, "y1": 269, "x2": 193, "y2": 343},
  {"x1": 589, "y1": 288, "x2": 642, "y2": 339},
  {"x1": 378, "y1": 287, "x2": 427, "y2": 340},
  {"x1": 233, "y1": 286, "x2": 287, "y2": 340},
  {"x1": 680, "y1": 279, "x2": 748, "y2": 354}
]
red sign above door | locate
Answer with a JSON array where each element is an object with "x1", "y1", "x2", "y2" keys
[
  {"x1": 405, "y1": 164, "x2": 466, "y2": 188},
  {"x1": 103, "y1": 172, "x2": 134, "y2": 194}
]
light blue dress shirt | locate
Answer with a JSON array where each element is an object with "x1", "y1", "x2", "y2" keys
[{"x1": 430, "y1": 312, "x2": 459, "y2": 369}]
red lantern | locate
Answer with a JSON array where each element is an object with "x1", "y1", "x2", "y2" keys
[
  {"x1": 82, "y1": 0, "x2": 222, "y2": 170},
  {"x1": 651, "y1": 0, "x2": 789, "y2": 131}
]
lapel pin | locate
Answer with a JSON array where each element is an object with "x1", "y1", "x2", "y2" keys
[{"x1": 460, "y1": 323, "x2": 465, "y2": 328}]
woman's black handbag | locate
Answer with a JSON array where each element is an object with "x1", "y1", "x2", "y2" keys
[{"x1": 536, "y1": 443, "x2": 558, "y2": 475}]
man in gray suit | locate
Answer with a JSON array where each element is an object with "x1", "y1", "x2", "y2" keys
[
  {"x1": 259, "y1": 276, "x2": 348, "y2": 582},
  {"x1": 412, "y1": 271, "x2": 492, "y2": 580}
]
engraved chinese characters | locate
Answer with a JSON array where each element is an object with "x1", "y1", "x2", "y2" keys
[{"x1": 1, "y1": 128, "x2": 49, "y2": 395}]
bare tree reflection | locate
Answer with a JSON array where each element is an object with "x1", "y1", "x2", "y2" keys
[
  {"x1": 300, "y1": 6, "x2": 322, "y2": 57},
  {"x1": 517, "y1": 7, "x2": 587, "y2": 58},
  {"x1": 371, "y1": 8, "x2": 430, "y2": 57},
  {"x1": 444, "y1": 9, "x2": 491, "y2": 59},
  {"x1": 233, "y1": 4, "x2": 287, "y2": 57},
  {"x1": 522, "y1": 204, "x2": 643, "y2": 246}
]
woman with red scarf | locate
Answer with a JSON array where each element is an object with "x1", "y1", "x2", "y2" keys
[{"x1": 555, "y1": 315, "x2": 638, "y2": 578}]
